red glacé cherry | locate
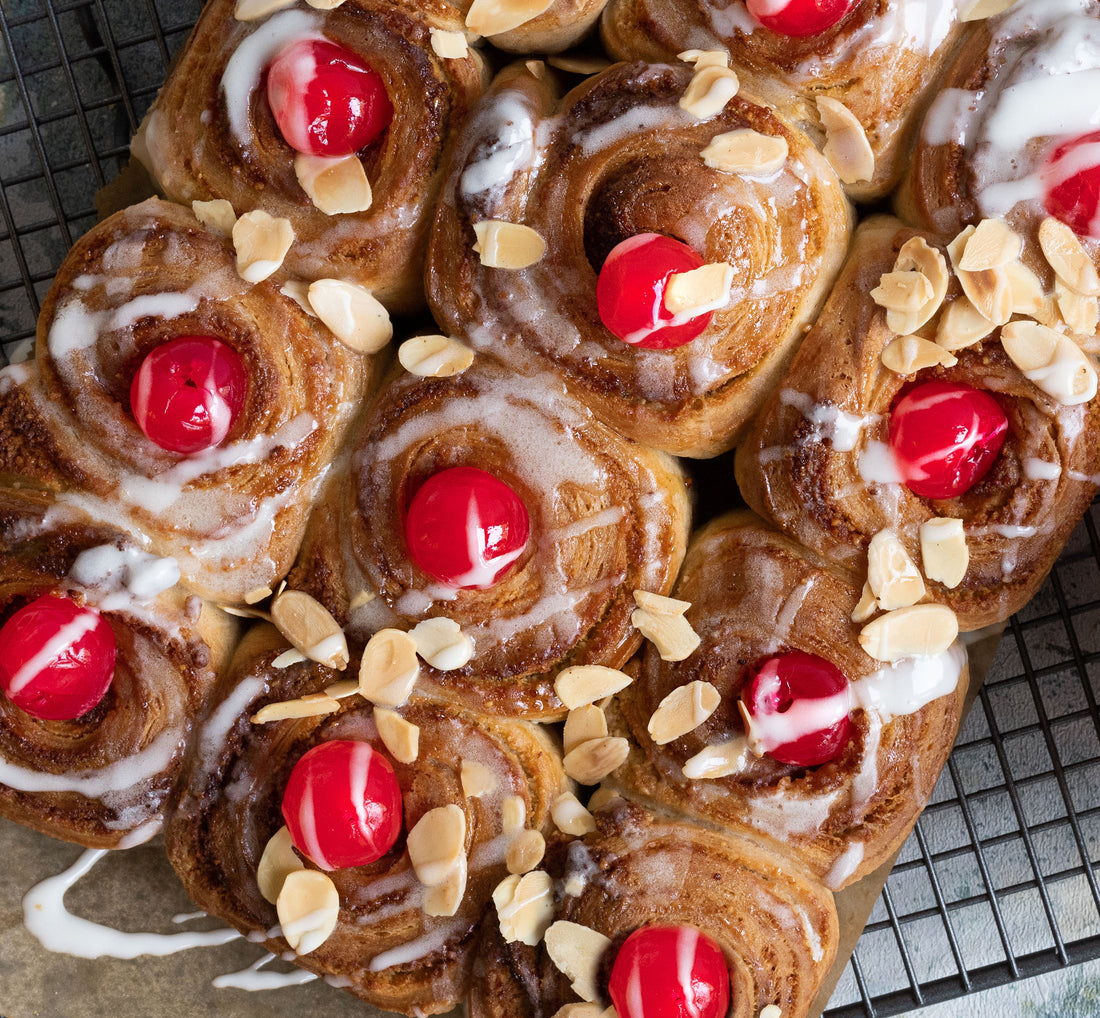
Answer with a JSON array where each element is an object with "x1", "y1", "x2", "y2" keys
[
  {"x1": 609, "y1": 925, "x2": 731, "y2": 1018},
  {"x1": 266, "y1": 39, "x2": 392, "y2": 157},
  {"x1": 405, "y1": 466, "x2": 530, "y2": 589},
  {"x1": 1041, "y1": 130, "x2": 1100, "y2": 239},
  {"x1": 281, "y1": 740, "x2": 403, "y2": 871},
  {"x1": 740, "y1": 650, "x2": 853, "y2": 767},
  {"x1": 596, "y1": 233, "x2": 712, "y2": 349},
  {"x1": 889, "y1": 380, "x2": 1008, "y2": 500},
  {"x1": 0, "y1": 594, "x2": 116, "y2": 721},
  {"x1": 746, "y1": 0, "x2": 859, "y2": 36},
  {"x1": 130, "y1": 336, "x2": 247, "y2": 456}
]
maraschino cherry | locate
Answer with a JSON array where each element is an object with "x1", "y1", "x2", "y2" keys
[
  {"x1": 266, "y1": 38, "x2": 392, "y2": 157},
  {"x1": 740, "y1": 650, "x2": 853, "y2": 767},
  {"x1": 404, "y1": 466, "x2": 530, "y2": 589},
  {"x1": 609, "y1": 925, "x2": 731, "y2": 1018},
  {"x1": 130, "y1": 336, "x2": 247, "y2": 456},
  {"x1": 1041, "y1": 130, "x2": 1100, "y2": 239},
  {"x1": 596, "y1": 233, "x2": 712, "y2": 349},
  {"x1": 281, "y1": 740, "x2": 403, "y2": 871},
  {"x1": 889, "y1": 380, "x2": 1008, "y2": 500},
  {"x1": 746, "y1": 0, "x2": 859, "y2": 36},
  {"x1": 0, "y1": 594, "x2": 116, "y2": 721}
]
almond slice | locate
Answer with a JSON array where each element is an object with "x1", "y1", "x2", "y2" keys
[
  {"x1": 235, "y1": 0, "x2": 294, "y2": 19},
  {"x1": 871, "y1": 270, "x2": 935, "y2": 314},
  {"x1": 423, "y1": 854, "x2": 468, "y2": 917},
  {"x1": 308, "y1": 278, "x2": 393, "y2": 353},
  {"x1": 550, "y1": 791, "x2": 597, "y2": 836},
  {"x1": 257, "y1": 826, "x2": 304, "y2": 904},
  {"x1": 358, "y1": 628, "x2": 419, "y2": 707},
  {"x1": 398, "y1": 334, "x2": 474, "y2": 377},
  {"x1": 850, "y1": 580, "x2": 877, "y2": 624},
  {"x1": 374, "y1": 707, "x2": 419, "y2": 764},
  {"x1": 192, "y1": 198, "x2": 237, "y2": 236},
  {"x1": 682, "y1": 738, "x2": 752, "y2": 779},
  {"x1": 324, "y1": 679, "x2": 360, "y2": 699},
  {"x1": 1005, "y1": 259, "x2": 1046, "y2": 317},
  {"x1": 859, "y1": 604, "x2": 959, "y2": 662},
  {"x1": 958, "y1": 0, "x2": 1017, "y2": 19},
  {"x1": 271, "y1": 648, "x2": 309, "y2": 668},
  {"x1": 867, "y1": 529, "x2": 926, "y2": 610},
  {"x1": 554, "y1": 665, "x2": 632, "y2": 710},
  {"x1": 631, "y1": 606, "x2": 701, "y2": 662},
  {"x1": 563, "y1": 736, "x2": 630, "y2": 785},
  {"x1": 546, "y1": 55, "x2": 612, "y2": 75},
  {"x1": 429, "y1": 27, "x2": 469, "y2": 58},
  {"x1": 647, "y1": 680, "x2": 720, "y2": 745},
  {"x1": 280, "y1": 279, "x2": 316, "y2": 316},
  {"x1": 294, "y1": 153, "x2": 372, "y2": 216},
  {"x1": 948, "y1": 226, "x2": 1012, "y2": 325},
  {"x1": 678, "y1": 49, "x2": 730, "y2": 68},
  {"x1": 563, "y1": 704, "x2": 609, "y2": 753},
  {"x1": 502, "y1": 795, "x2": 526, "y2": 833},
  {"x1": 460, "y1": 759, "x2": 498, "y2": 798},
  {"x1": 1039, "y1": 216, "x2": 1100, "y2": 296},
  {"x1": 759, "y1": 1006, "x2": 784, "y2": 1018},
  {"x1": 465, "y1": 0, "x2": 553, "y2": 36},
  {"x1": 1000, "y1": 320, "x2": 1099, "y2": 404},
  {"x1": 633, "y1": 590, "x2": 692, "y2": 615},
  {"x1": 407, "y1": 804, "x2": 467, "y2": 887},
  {"x1": 701, "y1": 129, "x2": 788, "y2": 177},
  {"x1": 816, "y1": 96, "x2": 874, "y2": 184},
  {"x1": 664, "y1": 262, "x2": 733, "y2": 317},
  {"x1": 936, "y1": 296, "x2": 994, "y2": 352},
  {"x1": 958, "y1": 218, "x2": 1023, "y2": 271},
  {"x1": 888, "y1": 236, "x2": 950, "y2": 335},
  {"x1": 472, "y1": 220, "x2": 546, "y2": 268},
  {"x1": 1056, "y1": 280, "x2": 1100, "y2": 336},
  {"x1": 586, "y1": 786, "x2": 622, "y2": 812},
  {"x1": 251, "y1": 696, "x2": 341, "y2": 724},
  {"x1": 880, "y1": 335, "x2": 958, "y2": 375},
  {"x1": 552, "y1": 1004, "x2": 607, "y2": 1018},
  {"x1": 409, "y1": 617, "x2": 474, "y2": 670},
  {"x1": 276, "y1": 869, "x2": 340, "y2": 955},
  {"x1": 233, "y1": 210, "x2": 295, "y2": 284},
  {"x1": 493, "y1": 870, "x2": 554, "y2": 946},
  {"x1": 680, "y1": 64, "x2": 739, "y2": 120},
  {"x1": 545, "y1": 921, "x2": 612, "y2": 1003},
  {"x1": 506, "y1": 829, "x2": 547, "y2": 875},
  {"x1": 270, "y1": 590, "x2": 349, "y2": 670},
  {"x1": 306, "y1": 0, "x2": 347, "y2": 7},
  {"x1": 920, "y1": 518, "x2": 969, "y2": 589}
]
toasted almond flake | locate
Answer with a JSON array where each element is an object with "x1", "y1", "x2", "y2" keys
[
  {"x1": 564, "y1": 736, "x2": 630, "y2": 785},
  {"x1": 647, "y1": 680, "x2": 720, "y2": 745},
  {"x1": 270, "y1": 590, "x2": 349, "y2": 670},
  {"x1": 680, "y1": 64, "x2": 739, "y2": 120},
  {"x1": 408, "y1": 805, "x2": 467, "y2": 887},
  {"x1": 308, "y1": 278, "x2": 392, "y2": 353},
  {"x1": 545, "y1": 921, "x2": 612, "y2": 1002},
  {"x1": 632, "y1": 607, "x2": 701, "y2": 662},
  {"x1": 1056, "y1": 280, "x2": 1100, "y2": 336},
  {"x1": 251, "y1": 695, "x2": 341, "y2": 724},
  {"x1": 682, "y1": 738, "x2": 752, "y2": 779},
  {"x1": 374, "y1": 707, "x2": 419, "y2": 763},
  {"x1": 1000, "y1": 320, "x2": 1099, "y2": 404},
  {"x1": 219, "y1": 604, "x2": 269, "y2": 620},
  {"x1": 257, "y1": 826, "x2": 305, "y2": 904},
  {"x1": 192, "y1": 198, "x2": 237, "y2": 236},
  {"x1": 272, "y1": 648, "x2": 308, "y2": 668},
  {"x1": 279, "y1": 279, "x2": 316, "y2": 316},
  {"x1": 959, "y1": 0, "x2": 1017, "y2": 18},
  {"x1": 880, "y1": 334, "x2": 958, "y2": 374},
  {"x1": 525, "y1": 59, "x2": 546, "y2": 79},
  {"x1": 1005, "y1": 260, "x2": 1046, "y2": 316},
  {"x1": 936, "y1": 296, "x2": 995, "y2": 352},
  {"x1": 958, "y1": 218, "x2": 1023, "y2": 271},
  {"x1": 920, "y1": 518, "x2": 969, "y2": 589},
  {"x1": 555, "y1": 665, "x2": 632, "y2": 710},
  {"x1": 550, "y1": 791, "x2": 597, "y2": 835},
  {"x1": 948, "y1": 226, "x2": 1013, "y2": 325},
  {"x1": 502, "y1": 795, "x2": 526, "y2": 833},
  {"x1": 235, "y1": 0, "x2": 294, "y2": 19},
  {"x1": 816, "y1": 96, "x2": 874, "y2": 184},
  {"x1": 871, "y1": 270, "x2": 935, "y2": 314},
  {"x1": 552, "y1": 1005, "x2": 606, "y2": 1018},
  {"x1": 547, "y1": 55, "x2": 612, "y2": 75},
  {"x1": 586, "y1": 785, "x2": 621, "y2": 812},
  {"x1": 859, "y1": 604, "x2": 959, "y2": 662},
  {"x1": 233, "y1": 210, "x2": 295, "y2": 283},
  {"x1": 358, "y1": 628, "x2": 419, "y2": 707},
  {"x1": 294, "y1": 153, "x2": 372, "y2": 216},
  {"x1": 465, "y1": 0, "x2": 553, "y2": 35},
  {"x1": 409, "y1": 617, "x2": 474, "y2": 670},
  {"x1": 664, "y1": 262, "x2": 733, "y2": 317},
  {"x1": 867, "y1": 530, "x2": 926, "y2": 611},
  {"x1": 493, "y1": 870, "x2": 554, "y2": 946},
  {"x1": 472, "y1": 220, "x2": 546, "y2": 268},
  {"x1": 349, "y1": 590, "x2": 377, "y2": 612},
  {"x1": 429, "y1": 27, "x2": 469, "y2": 58},
  {"x1": 759, "y1": 1007, "x2": 784, "y2": 1018},
  {"x1": 563, "y1": 704, "x2": 609, "y2": 753},
  {"x1": 398, "y1": 334, "x2": 474, "y2": 377},
  {"x1": 276, "y1": 869, "x2": 339, "y2": 955},
  {"x1": 678, "y1": 49, "x2": 730, "y2": 67},
  {"x1": 887, "y1": 237, "x2": 950, "y2": 334},
  {"x1": 701, "y1": 129, "x2": 788, "y2": 177},
  {"x1": 244, "y1": 586, "x2": 272, "y2": 605},
  {"x1": 306, "y1": 0, "x2": 347, "y2": 7},
  {"x1": 461, "y1": 759, "x2": 498, "y2": 798},
  {"x1": 633, "y1": 590, "x2": 692, "y2": 616},
  {"x1": 423, "y1": 855, "x2": 467, "y2": 917},
  {"x1": 324, "y1": 679, "x2": 360, "y2": 699},
  {"x1": 1039, "y1": 216, "x2": 1100, "y2": 296},
  {"x1": 507, "y1": 829, "x2": 546, "y2": 875},
  {"x1": 851, "y1": 580, "x2": 878, "y2": 623}
]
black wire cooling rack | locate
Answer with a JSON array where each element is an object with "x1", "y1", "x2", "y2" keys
[{"x1": 0, "y1": 3, "x2": 1098, "y2": 1016}]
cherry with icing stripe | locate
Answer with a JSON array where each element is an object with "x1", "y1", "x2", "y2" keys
[
  {"x1": 889, "y1": 380, "x2": 1008, "y2": 500},
  {"x1": 745, "y1": 0, "x2": 861, "y2": 36},
  {"x1": 404, "y1": 466, "x2": 530, "y2": 590},
  {"x1": 596, "y1": 233, "x2": 711, "y2": 350},
  {"x1": 608, "y1": 924, "x2": 731, "y2": 1018},
  {"x1": 0, "y1": 594, "x2": 117, "y2": 721},
  {"x1": 266, "y1": 38, "x2": 393, "y2": 158},
  {"x1": 740, "y1": 650, "x2": 853, "y2": 767},
  {"x1": 1042, "y1": 130, "x2": 1100, "y2": 239},
  {"x1": 281, "y1": 740, "x2": 403, "y2": 871},
  {"x1": 130, "y1": 336, "x2": 247, "y2": 456}
]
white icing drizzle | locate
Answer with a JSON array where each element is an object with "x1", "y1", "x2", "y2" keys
[
  {"x1": 70, "y1": 544, "x2": 181, "y2": 605},
  {"x1": 459, "y1": 92, "x2": 540, "y2": 199},
  {"x1": 858, "y1": 440, "x2": 905, "y2": 485},
  {"x1": 852, "y1": 643, "x2": 967, "y2": 722},
  {"x1": 824, "y1": 839, "x2": 866, "y2": 891},
  {"x1": 1024, "y1": 457, "x2": 1063, "y2": 481},
  {"x1": 780, "y1": 389, "x2": 871, "y2": 452},
  {"x1": 367, "y1": 920, "x2": 469, "y2": 972},
  {"x1": 212, "y1": 953, "x2": 320, "y2": 990}
]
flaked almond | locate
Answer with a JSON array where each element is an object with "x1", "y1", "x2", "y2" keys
[
  {"x1": 664, "y1": 262, "x2": 733, "y2": 317},
  {"x1": 1056, "y1": 280, "x2": 1100, "y2": 336},
  {"x1": 306, "y1": 0, "x2": 347, "y2": 7},
  {"x1": 359, "y1": 628, "x2": 419, "y2": 707},
  {"x1": 851, "y1": 580, "x2": 878, "y2": 623},
  {"x1": 257, "y1": 826, "x2": 304, "y2": 904},
  {"x1": 272, "y1": 648, "x2": 308, "y2": 668},
  {"x1": 308, "y1": 278, "x2": 392, "y2": 353},
  {"x1": 398, "y1": 334, "x2": 474, "y2": 377},
  {"x1": 647, "y1": 680, "x2": 720, "y2": 745},
  {"x1": 551, "y1": 791, "x2": 597, "y2": 835},
  {"x1": 936, "y1": 296, "x2": 994, "y2": 352},
  {"x1": 525, "y1": 59, "x2": 546, "y2": 79},
  {"x1": 507, "y1": 829, "x2": 546, "y2": 875},
  {"x1": 867, "y1": 529, "x2": 926, "y2": 610},
  {"x1": 277, "y1": 869, "x2": 339, "y2": 955},
  {"x1": 920, "y1": 518, "x2": 969, "y2": 589},
  {"x1": 888, "y1": 237, "x2": 950, "y2": 335},
  {"x1": 1006, "y1": 260, "x2": 1046, "y2": 317},
  {"x1": 1039, "y1": 216, "x2": 1100, "y2": 296},
  {"x1": 245, "y1": 585, "x2": 272, "y2": 604},
  {"x1": 493, "y1": 870, "x2": 554, "y2": 946},
  {"x1": 563, "y1": 704, "x2": 609, "y2": 753},
  {"x1": 959, "y1": 0, "x2": 1017, "y2": 19},
  {"x1": 1000, "y1": 320, "x2": 1099, "y2": 404},
  {"x1": 586, "y1": 786, "x2": 621, "y2": 812},
  {"x1": 192, "y1": 198, "x2": 237, "y2": 236},
  {"x1": 680, "y1": 64, "x2": 739, "y2": 120},
  {"x1": 555, "y1": 665, "x2": 632, "y2": 710},
  {"x1": 634, "y1": 590, "x2": 692, "y2": 616},
  {"x1": 423, "y1": 855, "x2": 467, "y2": 917},
  {"x1": 632, "y1": 607, "x2": 701, "y2": 662},
  {"x1": 859, "y1": 603, "x2": 959, "y2": 662},
  {"x1": 881, "y1": 335, "x2": 958, "y2": 375},
  {"x1": 546, "y1": 54, "x2": 612, "y2": 75},
  {"x1": 461, "y1": 759, "x2": 498, "y2": 798},
  {"x1": 235, "y1": 0, "x2": 294, "y2": 19},
  {"x1": 374, "y1": 707, "x2": 420, "y2": 764},
  {"x1": 871, "y1": 270, "x2": 935, "y2": 314},
  {"x1": 407, "y1": 804, "x2": 467, "y2": 887},
  {"x1": 958, "y1": 218, "x2": 1022, "y2": 271},
  {"x1": 552, "y1": 1005, "x2": 606, "y2": 1018},
  {"x1": 563, "y1": 736, "x2": 630, "y2": 785},
  {"x1": 545, "y1": 920, "x2": 612, "y2": 1003},
  {"x1": 429, "y1": 27, "x2": 469, "y2": 58},
  {"x1": 682, "y1": 738, "x2": 752, "y2": 779},
  {"x1": 701, "y1": 128, "x2": 788, "y2": 177},
  {"x1": 473, "y1": 219, "x2": 546, "y2": 268},
  {"x1": 349, "y1": 589, "x2": 377, "y2": 611},
  {"x1": 759, "y1": 1007, "x2": 784, "y2": 1018},
  {"x1": 816, "y1": 95, "x2": 874, "y2": 184},
  {"x1": 270, "y1": 589, "x2": 349, "y2": 670},
  {"x1": 324, "y1": 679, "x2": 360, "y2": 699},
  {"x1": 280, "y1": 279, "x2": 316, "y2": 316},
  {"x1": 502, "y1": 795, "x2": 526, "y2": 833},
  {"x1": 233, "y1": 210, "x2": 295, "y2": 284},
  {"x1": 294, "y1": 153, "x2": 372, "y2": 216},
  {"x1": 678, "y1": 49, "x2": 730, "y2": 68},
  {"x1": 251, "y1": 695, "x2": 341, "y2": 724},
  {"x1": 409, "y1": 617, "x2": 474, "y2": 670},
  {"x1": 465, "y1": 0, "x2": 553, "y2": 35},
  {"x1": 948, "y1": 226, "x2": 1012, "y2": 325}
]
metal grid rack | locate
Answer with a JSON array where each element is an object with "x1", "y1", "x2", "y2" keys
[{"x1": 0, "y1": 2, "x2": 1097, "y2": 1016}]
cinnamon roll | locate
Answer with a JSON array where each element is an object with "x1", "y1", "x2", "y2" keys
[
  {"x1": 426, "y1": 58, "x2": 852, "y2": 458},
  {"x1": 291, "y1": 356, "x2": 691, "y2": 719},
  {"x1": 0, "y1": 487, "x2": 237, "y2": 849},
  {"x1": 0, "y1": 198, "x2": 372, "y2": 604},
  {"x1": 165, "y1": 623, "x2": 566, "y2": 1016},
  {"x1": 136, "y1": 0, "x2": 489, "y2": 314}
]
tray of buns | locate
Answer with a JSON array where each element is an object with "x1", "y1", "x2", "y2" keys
[{"x1": 1, "y1": 2, "x2": 1099, "y2": 1017}]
